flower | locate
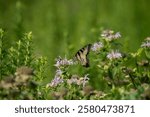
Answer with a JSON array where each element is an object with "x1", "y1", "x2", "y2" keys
[
  {"x1": 55, "y1": 69, "x2": 63, "y2": 76},
  {"x1": 78, "y1": 74, "x2": 90, "y2": 87},
  {"x1": 54, "y1": 56, "x2": 74, "y2": 68},
  {"x1": 67, "y1": 78, "x2": 78, "y2": 85},
  {"x1": 0, "y1": 80, "x2": 13, "y2": 89},
  {"x1": 91, "y1": 42, "x2": 103, "y2": 52},
  {"x1": 107, "y1": 50, "x2": 122, "y2": 60},
  {"x1": 46, "y1": 69, "x2": 64, "y2": 88},
  {"x1": 67, "y1": 74, "x2": 89, "y2": 87},
  {"x1": 15, "y1": 66, "x2": 34, "y2": 83},
  {"x1": 141, "y1": 41, "x2": 150, "y2": 48},
  {"x1": 82, "y1": 74, "x2": 90, "y2": 87},
  {"x1": 101, "y1": 29, "x2": 121, "y2": 41},
  {"x1": 47, "y1": 76, "x2": 64, "y2": 87},
  {"x1": 145, "y1": 37, "x2": 150, "y2": 41},
  {"x1": 67, "y1": 75, "x2": 80, "y2": 85},
  {"x1": 15, "y1": 66, "x2": 34, "y2": 76}
]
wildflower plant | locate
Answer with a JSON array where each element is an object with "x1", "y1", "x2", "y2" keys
[
  {"x1": 91, "y1": 42, "x2": 103, "y2": 52},
  {"x1": 45, "y1": 52, "x2": 100, "y2": 99},
  {"x1": 46, "y1": 29, "x2": 150, "y2": 100},
  {"x1": 0, "y1": 28, "x2": 47, "y2": 99},
  {"x1": 1, "y1": 28, "x2": 150, "y2": 100},
  {"x1": 101, "y1": 29, "x2": 121, "y2": 41}
]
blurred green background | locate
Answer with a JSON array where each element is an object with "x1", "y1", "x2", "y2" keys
[{"x1": 1, "y1": 0, "x2": 150, "y2": 79}]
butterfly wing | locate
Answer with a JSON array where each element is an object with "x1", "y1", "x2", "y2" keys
[{"x1": 75, "y1": 44, "x2": 91, "y2": 67}]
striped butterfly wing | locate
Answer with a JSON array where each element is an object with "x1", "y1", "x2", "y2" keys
[{"x1": 75, "y1": 44, "x2": 91, "y2": 67}]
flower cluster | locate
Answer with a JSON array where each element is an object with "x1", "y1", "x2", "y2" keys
[
  {"x1": 15, "y1": 66, "x2": 34, "y2": 83},
  {"x1": 47, "y1": 56, "x2": 76, "y2": 88},
  {"x1": 81, "y1": 74, "x2": 90, "y2": 87},
  {"x1": 67, "y1": 74, "x2": 90, "y2": 87},
  {"x1": 47, "y1": 73, "x2": 90, "y2": 88},
  {"x1": 46, "y1": 69, "x2": 64, "y2": 87},
  {"x1": 145, "y1": 37, "x2": 150, "y2": 41},
  {"x1": 67, "y1": 75, "x2": 79, "y2": 84},
  {"x1": 107, "y1": 50, "x2": 122, "y2": 60},
  {"x1": 141, "y1": 41, "x2": 150, "y2": 48},
  {"x1": 1, "y1": 66, "x2": 34, "y2": 88},
  {"x1": 54, "y1": 56, "x2": 74, "y2": 68},
  {"x1": 47, "y1": 77, "x2": 64, "y2": 88},
  {"x1": 91, "y1": 42, "x2": 103, "y2": 52},
  {"x1": 0, "y1": 66, "x2": 38, "y2": 99},
  {"x1": 101, "y1": 29, "x2": 121, "y2": 41}
]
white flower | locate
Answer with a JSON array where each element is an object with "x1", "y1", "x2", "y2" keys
[
  {"x1": 107, "y1": 50, "x2": 122, "y2": 60},
  {"x1": 78, "y1": 74, "x2": 90, "y2": 87},
  {"x1": 101, "y1": 29, "x2": 121, "y2": 41},
  {"x1": 145, "y1": 37, "x2": 150, "y2": 41},
  {"x1": 91, "y1": 42, "x2": 103, "y2": 52},
  {"x1": 141, "y1": 41, "x2": 150, "y2": 48},
  {"x1": 54, "y1": 56, "x2": 74, "y2": 68},
  {"x1": 82, "y1": 74, "x2": 90, "y2": 87},
  {"x1": 114, "y1": 32, "x2": 121, "y2": 39}
]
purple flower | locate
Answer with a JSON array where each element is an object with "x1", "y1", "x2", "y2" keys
[
  {"x1": 91, "y1": 42, "x2": 103, "y2": 52},
  {"x1": 101, "y1": 29, "x2": 121, "y2": 41},
  {"x1": 55, "y1": 69, "x2": 63, "y2": 76},
  {"x1": 47, "y1": 76, "x2": 64, "y2": 87},
  {"x1": 54, "y1": 56, "x2": 74, "y2": 68},
  {"x1": 46, "y1": 69, "x2": 64, "y2": 88},
  {"x1": 107, "y1": 50, "x2": 122, "y2": 60}
]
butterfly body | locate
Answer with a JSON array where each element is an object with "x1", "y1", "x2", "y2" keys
[{"x1": 75, "y1": 44, "x2": 91, "y2": 67}]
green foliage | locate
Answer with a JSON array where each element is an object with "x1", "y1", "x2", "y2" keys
[
  {"x1": 0, "y1": 28, "x2": 150, "y2": 99},
  {"x1": 0, "y1": 29, "x2": 47, "y2": 99},
  {"x1": 0, "y1": 0, "x2": 150, "y2": 100},
  {"x1": 1, "y1": 0, "x2": 150, "y2": 78}
]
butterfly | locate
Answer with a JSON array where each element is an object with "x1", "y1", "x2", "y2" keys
[{"x1": 74, "y1": 44, "x2": 92, "y2": 67}]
